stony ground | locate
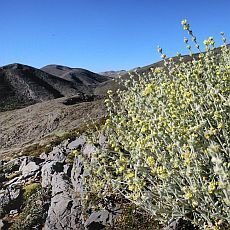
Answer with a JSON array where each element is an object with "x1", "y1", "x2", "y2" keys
[
  {"x1": 0, "y1": 135, "x2": 122, "y2": 229},
  {"x1": 0, "y1": 96, "x2": 106, "y2": 160}
]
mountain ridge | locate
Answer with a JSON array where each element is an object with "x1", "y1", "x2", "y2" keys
[{"x1": 0, "y1": 63, "x2": 109, "y2": 112}]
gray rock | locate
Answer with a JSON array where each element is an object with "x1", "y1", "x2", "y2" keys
[
  {"x1": 84, "y1": 201, "x2": 122, "y2": 230},
  {"x1": 40, "y1": 152, "x2": 48, "y2": 160},
  {"x1": 20, "y1": 161, "x2": 40, "y2": 178},
  {"x1": 47, "y1": 146, "x2": 66, "y2": 162},
  {"x1": 71, "y1": 157, "x2": 84, "y2": 194},
  {"x1": 71, "y1": 144, "x2": 97, "y2": 194},
  {"x1": 51, "y1": 173, "x2": 69, "y2": 197},
  {"x1": 41, "y1": 161, "x2": 63, "y2": 188},
  {"x1": 44, "y1": 173, "x2": 84, "y2": 230},
  {"x1": 67, "y1": 136, "x2": 86, "y2": 150}
]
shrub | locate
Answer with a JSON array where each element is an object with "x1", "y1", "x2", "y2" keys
[{"x1": 79, "y1": 20, "x2": 230, "y2": 229}]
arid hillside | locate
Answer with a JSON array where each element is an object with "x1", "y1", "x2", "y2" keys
[
  {"x1": 0, "y1": 96, "x2": 106, "y2": 159},
  {"x1": 0, "y1": 63, "x2": 109, "y2": 112}
]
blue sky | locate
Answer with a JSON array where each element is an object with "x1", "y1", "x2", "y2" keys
[{"x1": 1, "y1": 0, "x2": 230, "y2": 72}]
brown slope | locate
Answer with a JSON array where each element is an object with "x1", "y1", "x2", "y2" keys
[
  {"x1": 41, "y1": 64, "x2": 110, "y2": 86},
  {"x1": 0, "y1": 96, "x2": 106, "y2": 158}
]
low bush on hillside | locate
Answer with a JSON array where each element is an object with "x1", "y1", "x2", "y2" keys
[{"x1": 78, "y1": 20, "x2": 230, "y2": 229}]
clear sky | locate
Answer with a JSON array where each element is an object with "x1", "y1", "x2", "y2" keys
[{"x1": 1, "y1": 0, "x2": 230, "y2": 72}]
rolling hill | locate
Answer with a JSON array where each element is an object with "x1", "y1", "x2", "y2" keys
[{"x1": 0, "y1": 63, "x2": 109, "y2": 112}]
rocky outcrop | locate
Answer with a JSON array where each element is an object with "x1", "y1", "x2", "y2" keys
[
  {"x1": 44, "y1": 173, "x2": 84, "y2": 230},
  {"x1": 0, "y1": 135, "x2": 121, "y2": 230}
]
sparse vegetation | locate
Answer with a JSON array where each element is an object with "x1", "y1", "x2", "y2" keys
[
  {"x1": 17, "y1": 117, "x2": 106, "y2": 159},
  {"x1": 78, "y1": 20, "x2": 230, "y2": 229},
  {"x1": 9, "y1": 184, "x2": 50, "y2": 230},
  {"x1": 23, "y1": 183, "x2": 41, "y2": 198}
]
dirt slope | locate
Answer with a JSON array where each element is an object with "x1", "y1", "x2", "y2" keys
[{"x1": 0, "y1": 96, "x2": 106, "y2": 158}]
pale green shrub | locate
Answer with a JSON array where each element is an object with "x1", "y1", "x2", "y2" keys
[{"x1": 79, "y1": 20, "x2": 230, "y2": 229}]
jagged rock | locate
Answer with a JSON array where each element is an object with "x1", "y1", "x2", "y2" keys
[
  {"x1": 84, "y1": 201, "x2": 122, "y2": 230},
  {"x1": 20, "y1": 161, "x2": 40, "y2": 178},
  {"x1": 71, "y1": 157, "x2": 84, "y2": 194},
  {"x1": 41, "y1": 161, "x2": 63, "y2": 188},
  {"x1": 51, "y1": 173, "x2": 70, "y2": 197},
  {"x1": 0, "y1": 185, "x2": 22, "y2": 216},
  {"x1": 1, "y1": 137, "x2": 121, "y2": 229},
  {"x1": 47, "y1": 146, "x2": 66, "y2": 162},
  {"x1": 164, "y1": 218, "x2": 197, "y2": 230},
  {"x1": 44, "y1": 173, "x2": 84, "y2": 230},
  {"x1": 67, "y1": 136, "x2": 86, "y2": 150}
]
